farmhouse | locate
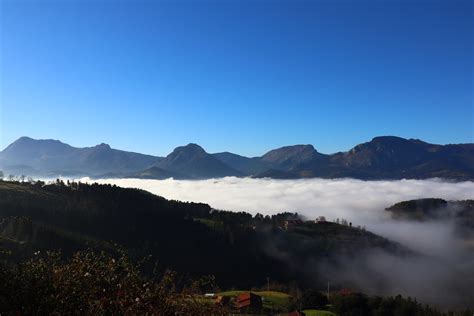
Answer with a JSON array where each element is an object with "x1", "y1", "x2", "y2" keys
[{"x1": 234, "y1": 292, "x2": 262, "y2": 310}]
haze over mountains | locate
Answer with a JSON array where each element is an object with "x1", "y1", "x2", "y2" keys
[{"x1": 0, "y1": 136, "x2": 473, "y2": 180}]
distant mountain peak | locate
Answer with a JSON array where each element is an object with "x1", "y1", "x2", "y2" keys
[
  {"x1": 183, "y1": 143, "x2": 205, "y2": 151},
  {"x1": 156, "y1": 143, "x2": 241, "y2": 179},
  {"x1": 0, "y1": 137, "x2": 161, "y2": 177},
  {"x1": 169, "y1": 143, "x2": 206, "y2": 156},
  {"x1": 371, "y1": 136, "x2": 407, "y2": 142},
  {"x1": 16, "y1": 136, "x2": 34, "y2": 142},
  {"x1": 261, "y1": 144, "x2": 320, "y2": 165},
  {"x1": 95, "y1": 143, "x2": 111, "y2": 150},
  {"x1": 2, "y1": 136, "x2": 72, "y2": 153},
  {"x1": 10, "y1": 136, "x2": 65, "y2": 146},
  {"x1": 367, "y1": 136, "x2": 432, "y2": 147},
  {"x1": 263, "y1": 144, "x2": 317, "y2": 156},
  {"x1": 3, "y1": 137, "x2": 34, "y2": 150},
  {"x1": 350, "y1": 136, "x2": 412, "y2": 153}
]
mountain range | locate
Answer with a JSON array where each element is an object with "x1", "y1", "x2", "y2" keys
[{"x1": 0, "y1": 136, "x2": 473, "y2": 180}]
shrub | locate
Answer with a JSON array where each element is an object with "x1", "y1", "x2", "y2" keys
[{"x1": 0, "y1": 249, "x2": 225, "y2": 315}]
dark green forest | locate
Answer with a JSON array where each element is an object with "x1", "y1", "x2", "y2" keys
[{"x1": 0, "y1": 179, "x2": 406, "y2": 289}]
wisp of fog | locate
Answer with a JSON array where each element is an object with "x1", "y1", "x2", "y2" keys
[{"x1": 82, "y1": 177, "x2": 474, "y2": 308}]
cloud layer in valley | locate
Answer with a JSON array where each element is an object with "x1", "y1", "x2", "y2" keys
[
  {"x1": 85, "y1": 177, "x2": 473, "y2": 222},
  {"x1": 82, "y1": 177, "x2": 474, "y2": 308},
  {"x1": 83, "y1": 176, "x2": 474, "y2": 257}
]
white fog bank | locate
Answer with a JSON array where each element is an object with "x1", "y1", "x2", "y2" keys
[{"x1": 83, "y1": 177, "x2": 473, "y2": 222}]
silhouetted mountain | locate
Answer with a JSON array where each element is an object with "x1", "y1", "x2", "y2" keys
[
  {"x1": 332, "y1": 136, "x2": 474, "y2": 179},
  {"x1": 212, "y1": 152, "x2": 269, "y2": 175},
  {"x1": 261, "y1": 144, "x2": 326, "y2": 170},
  {"x1": 216, "y1": 145, "x2": 329, "y2": 177},
  {"x1": 1, "y1": 136, "x2": 473, "y2": 180},
  {"x1": 0, "y1": 137, "x2": 76, "y2": 174},
  {"x1": 154, "y1": 144, "x2": 242, "y2": 179},
  {"x1": 0, "y1": 137, "x2": 161, "y2": 177},
  {"x1": 256, "y1": 137, "x2": 474, "y2": 180}
]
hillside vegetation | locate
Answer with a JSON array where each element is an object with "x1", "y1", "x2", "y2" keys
[
  {"x1": 0, "y1": 180, "x2": 407, "y2": 290},
  {"x1": 385, "y1": 198, "x2": 474, "y2": 238},
  {"x1": 1, "y1": 180, "x2": 473, "y2": 314}
]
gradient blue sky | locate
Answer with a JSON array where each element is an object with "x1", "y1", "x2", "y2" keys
[{"x1": 1, "y1": 0, "x2": 472, "y2": 157}]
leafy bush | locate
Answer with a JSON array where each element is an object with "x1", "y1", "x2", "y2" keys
[{"x1": 0, "y1": 249, "x2": 225, "y2": 315}]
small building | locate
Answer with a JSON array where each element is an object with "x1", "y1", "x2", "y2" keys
[{"x1": 234, "y1": 292, "x2": 262, "y2": 310}]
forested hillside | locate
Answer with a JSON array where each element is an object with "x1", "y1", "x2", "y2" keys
[{"x1": 0, "y1": 180, "x2": 406, "y2": 289}]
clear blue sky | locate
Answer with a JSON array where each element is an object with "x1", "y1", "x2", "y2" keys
[{"x1": 1, "y1": 0, "x2": 472, "y2": 157}]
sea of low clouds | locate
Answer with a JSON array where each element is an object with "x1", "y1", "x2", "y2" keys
[
  {"x1": 81, "y1": 177, "x2": 474, "y2": 307},
  {"x1": 83, "y1": 177, "x2": 473, "y2": 226},
  {"x1": 81, "y1": 177, "x2": 474, "y2": 256}
]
